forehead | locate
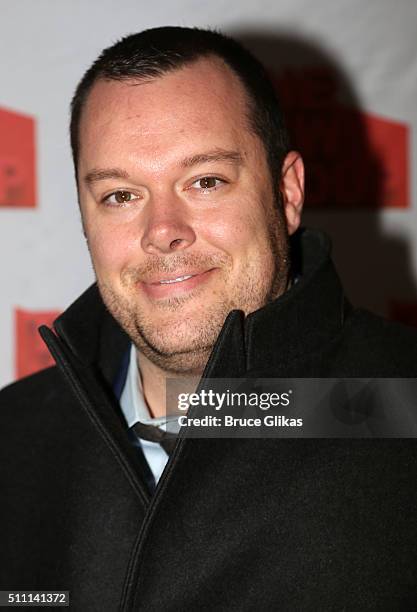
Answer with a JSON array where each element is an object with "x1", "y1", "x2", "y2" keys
[{"x1": 78, "y1": 57, "x2": 257, "y2": 168}]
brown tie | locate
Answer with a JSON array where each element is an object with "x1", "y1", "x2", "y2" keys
[{"x1": 132, "y1": 421, "x2": 178, "y2": 455}]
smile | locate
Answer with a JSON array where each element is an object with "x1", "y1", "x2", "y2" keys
[{"x1": 140, "y1": 269, "x2": 216, "y2": 299}]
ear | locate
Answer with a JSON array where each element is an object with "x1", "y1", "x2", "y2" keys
[{"x1": 279, "y1": 151, "x2": 304, "y2": 236}]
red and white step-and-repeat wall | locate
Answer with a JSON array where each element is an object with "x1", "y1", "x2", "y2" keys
[{"x1": 1, "y1": 0, "x2": 416, "y2": 387}]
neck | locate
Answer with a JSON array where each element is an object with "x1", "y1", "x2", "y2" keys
[{"x1": 136, "y1": 351, "x2": 202, "y2": 418}]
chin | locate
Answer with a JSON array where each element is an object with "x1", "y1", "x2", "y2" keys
[
  {"x1": 131, "y1": 322, "x2": 213, "y2": 373},
  {"x1": 99, "y1": 287, "x2": 220, "y2": 372},
  {"x1": 137, "y1": 314, "x2": 217, "y2": 351}
]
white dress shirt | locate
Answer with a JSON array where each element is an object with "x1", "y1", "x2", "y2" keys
[{"x1": 119, "y1": 343, "x2": 172, "y2": 484}]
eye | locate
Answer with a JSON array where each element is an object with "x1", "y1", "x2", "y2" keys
[
  {"x1": 191, "y1": 176, "x2": 224, "y2": 191},
  {"x1": 102, "y1": 190, "x2": 139, "y2": 206}
]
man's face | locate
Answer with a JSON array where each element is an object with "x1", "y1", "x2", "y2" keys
[{"x1": 77, "y1": 58, "x2": 299, "y2": 373}]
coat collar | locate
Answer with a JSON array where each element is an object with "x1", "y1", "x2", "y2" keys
[
  {"x1": 52, "y1": 283, "x2": 129, "y2": 383},
  {"x1": 51, "y1": 228, "x2": 349, "y2": 382},
  {"x1": 244, "y1": 228, "x2": 348, "y2": 374}
]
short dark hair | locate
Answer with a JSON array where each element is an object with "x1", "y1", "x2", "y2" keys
[{"x1": 70, "y1": 26, "x2": 290, "y2": 184}]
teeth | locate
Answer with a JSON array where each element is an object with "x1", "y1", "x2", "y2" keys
[{"x1": 159, "y1": 275, "x2": 193, "y2": 285}]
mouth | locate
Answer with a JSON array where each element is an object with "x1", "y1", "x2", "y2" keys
[{"x1": 139, "y1": 269, "x2": 216, "y2": 300}]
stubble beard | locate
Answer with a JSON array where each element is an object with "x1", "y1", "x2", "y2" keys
[{"x1": 96, "y1": 209, "x2": 290, "y2": 376}]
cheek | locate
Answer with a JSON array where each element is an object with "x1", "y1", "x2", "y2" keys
[
  {"x1": 205, "y1": 205, "x2": 272, "y2": 259},
  {"x1": 86, "y1": 220, "x2": 140, "y2": 277},
  {"x1": 197, "y1": 196, "x2": 263, "y2": 251},
  {"x1": 204, "y1": 219, "x2": 246, "y2": 245}
]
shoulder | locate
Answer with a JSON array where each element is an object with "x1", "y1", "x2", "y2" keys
[
  {"x1": 0, "y1": 365, "x2": 63, "y2": 400},
  {"x1": 336, "y1": 308, "x2": 417, "y2": 375},
  {"x1": 0, "y1": 366, "x2": 67, "y2": 425},
  {"x1": 346, "y1": 308, "x2": 417, "y2": 351}
]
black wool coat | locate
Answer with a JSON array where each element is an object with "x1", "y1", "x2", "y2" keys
[{"x1": 1, "y1": 228, "x2": 417, "y2": 611}]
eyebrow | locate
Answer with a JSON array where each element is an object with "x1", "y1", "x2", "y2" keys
[
  {"x1": 83, "y1": 149, "x2": 243, "y2": 185},
  {"x1": 180, "y1": 149, "x2": 243, "y2": 168},
  {"x1": 83, "y1": 168, "x2": 130, "y2": 185}
]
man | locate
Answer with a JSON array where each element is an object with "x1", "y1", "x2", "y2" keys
[{"x1": 1, "y1": 26, "x2": 417, "y2": 611}]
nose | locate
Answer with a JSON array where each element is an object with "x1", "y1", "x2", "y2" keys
[{"x1": 140, "y1": 195, "x2": 196, "y2": 255}]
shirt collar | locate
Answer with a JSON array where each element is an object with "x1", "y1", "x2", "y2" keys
[{"x1": 119, "y1": 343, "x2": 178, "y2": 429}]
